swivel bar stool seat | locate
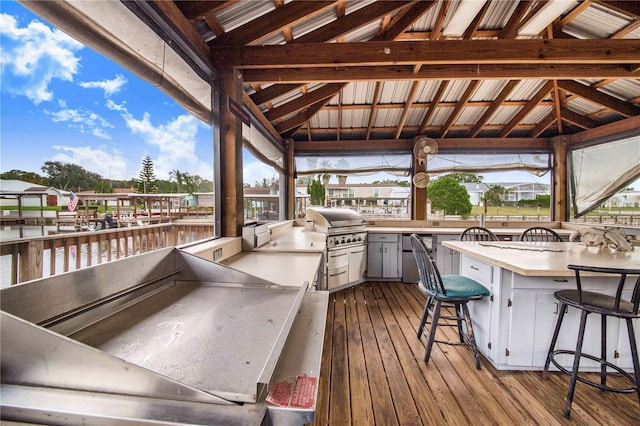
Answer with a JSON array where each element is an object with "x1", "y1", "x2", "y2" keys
[
  {"x1": 410, "y1": 234, "x2": 490, "y2": 370},
  {"x1": 543, "y1": 264, "x2": 640, "y2": 418}
]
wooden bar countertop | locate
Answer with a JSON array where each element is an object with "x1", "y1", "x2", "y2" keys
[{"x1": 443, "y1": 241, "x2": 640, "y2": 276}]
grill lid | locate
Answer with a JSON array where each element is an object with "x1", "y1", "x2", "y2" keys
[{"x1": 305, "y1": 207, "x2": 367, "y2": 232}]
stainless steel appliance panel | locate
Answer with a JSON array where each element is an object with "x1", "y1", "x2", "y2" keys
[{"x1": 402, "y1": 234, "x2": 432, "y2": 284}]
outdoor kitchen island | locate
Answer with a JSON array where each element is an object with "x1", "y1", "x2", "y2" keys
[{"x1": 442, "y1": 240, "x2": 640, "y2": 372}]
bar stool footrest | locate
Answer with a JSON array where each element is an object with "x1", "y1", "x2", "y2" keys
[{"x1": 550, "y1": 349, "x2": 638, "y2": 394}]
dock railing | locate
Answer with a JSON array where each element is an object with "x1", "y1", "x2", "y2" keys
[{"x1": 1, "y1": 222, "x2": 214, "y2": 286}]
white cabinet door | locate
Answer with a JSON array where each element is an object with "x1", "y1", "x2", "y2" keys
[
  {"x1": 367, "y1": 234, "x2": 400, "y2": 279},
  {"x1": 460, "y1": 255, "x2": 498, "y2": 362},
  {"x1": 381, "y1": 243, "x2": 399, "y2": 278},
  {"x1": 367, "y1": 242, "x2": 383, "y2": 277},
  {"x1": 434, "y1": 234, "x2": 460, "y2": 275},
  {"x1": 506, "y1": 287, "x2": 616, "y2": 370}
]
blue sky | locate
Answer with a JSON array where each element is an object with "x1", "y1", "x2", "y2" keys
[{"x1": 0, "y1": 1, "x2": 225, "y2": 182}]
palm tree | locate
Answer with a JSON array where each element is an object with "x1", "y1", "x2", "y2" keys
[{"x1": 170, "y1": 169, "x2": 185, "y2": 193}]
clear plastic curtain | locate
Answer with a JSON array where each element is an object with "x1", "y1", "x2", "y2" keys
[
  {"x1": 425, "y1": 153, "x2": 550, "y2": 176},
  {"x1": 295, "y1": 154, "x2": 411, "y2": 177},
  {"x1": 570, "y1": 134, "x2": 640, "y2": 217}
]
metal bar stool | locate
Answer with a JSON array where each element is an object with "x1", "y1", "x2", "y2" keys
[
  {"x1": 543, "y1": 264, "x2": 640, "y2": 418},
  {"x1": 410, "y1": 234, "x2": 490, "y2": 370}
]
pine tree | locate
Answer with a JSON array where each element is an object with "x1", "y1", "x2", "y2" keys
[{"x1": 137, "y1": 155, "x2": 157, "y2": 194}]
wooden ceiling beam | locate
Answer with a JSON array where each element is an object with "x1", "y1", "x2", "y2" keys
[
  {"x1": 264, "y1": 83, "x2": 344, "y2": 121},
  {"x1": 557, "y1": 79, "x2": 640, "y2": 116},
  {"x1": 468, "y1": 80, "x2": 519, "y2": 137},
  {"x1": 215, "y1": 39, "x2": 640, "y2": 69},
  {"x1": 394, "y1": 81, "x2": 420, "y2": 139},
  {"x1": 243, "y1": 63, "x2": 640, "y2": 83},
  {"x1": 276, "y1": 98, "x2": 329, "y2": 134},
  {"x1": 499, "y1": 0, "x2": 534, "y2": 39},
  {"x1": 293, "y1": 137, "x2": 552, "y2": 153},
  {"x1": 439, "y1": 80, "x2": 480, "y2": 138},
  {"x1": 555, "y1": 115, "x2": 640, "y2": 147},
  {"x1": 500, "y1": 81, "x2": 554, "y2": 137},
  {"x1": 418, "y1": 80, "x2": 448, "y2": 134},
  {"x1": 209, "y1": 1, "x2": 337, "y2": 47},
  {"x1": 151, "y1": 1, "x2": 211, "y2": 60},
  {"x1": 528, "y1": 113, "x2": 556, "y2": 138},
  {"x1": 175, "y1": 1, "x2": 238, "y2": 20},
  {"x1": 296, "y1": 1, "x2": 414, "y2": 43},
  {"x1": 595, "y1": 1, "x2": 640, "y2": 18},
  {"x1": 378, "y1": 1, "x2": 437, "y2": 41},
  {"x1": 559, "y1": 106, "x2": 597, "y2": 129},
  {"x1": 250, "y1": 84, "x2": 302, "y2": 106},
  {"x1": 251, "y1": 1, "x2": 420, "y2": 129},
  {"x1": 366, "y1": 82, "x2": 383, "y2": 140}
]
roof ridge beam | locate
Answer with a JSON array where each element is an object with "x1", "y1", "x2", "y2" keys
[
  {"x1": 213, "y1": 39, "x2": 640, "y2": 69},
  {"x1": 243, "y1": 64, "x2": 640, "y2": 83}
]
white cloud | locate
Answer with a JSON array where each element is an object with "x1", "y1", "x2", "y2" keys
[
  {"x1": 51, "y1": 145, "x2": 128, "y2": 180},
  {"x1": 107, "y1": 102, "x2": 211, "y2": 179},
  {"x1": 244, "y1": 159, "x2": 279, "y2": 187},
  {"x1": 0, "y1": 13, "x2": 83, "y2": 104},
  {"x1": 79, "y1": 74, "x2": 127, "y2": 98},
  {"x1": 45, "y1": 108, "x2": 113, "y2": 139}
]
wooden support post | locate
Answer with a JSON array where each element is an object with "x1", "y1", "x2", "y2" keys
[
  {"x1": 220, "y1": 68, "x2": 245, "y2": 237},
  {"x1": 413, "y1": 157, "x2": 427, "y2": 220},
  {"x1": 553, "y1": 137, "x2": 568, "y2": 221},
  {"x1": 286, "y1": 138, "x2": 295, "y2": 220}
]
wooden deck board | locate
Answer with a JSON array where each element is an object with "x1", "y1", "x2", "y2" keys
[
  {"x1": 310, "y1": 282, "x2": 640, "y2": 426},
  {"x1": 345, "y1": 288, "x2": 374, "y2": 425}
]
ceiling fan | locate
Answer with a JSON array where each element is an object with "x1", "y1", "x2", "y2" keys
[{"x1": 412, "y1": 136, "x2": 438, "y2": 188}]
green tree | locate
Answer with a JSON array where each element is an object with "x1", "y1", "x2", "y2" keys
[
  {"x1": 448, "y1": 173, "x2": 483, "y2": 183},
  {"x1": 41, "y1": 161, "x2": 101, "y2": 191},
  {"x1": 307, "y1": 177, "x2": 326, "y2": 206},
  {"x1": 170, "y1": 169, "x2": 185, "y2": 193},
  {"x1": 483, "y1": 184, "x2": 506, "y2": 206},
  {"x1": 427, "y1": 176, "x2": 472, "y2": 215},
  {"x1": 0, "y1": 169, "x2": 47, "y2": 185},
  {"x1": 136, "y1": 155, "x2": 157, "y2": 194}
]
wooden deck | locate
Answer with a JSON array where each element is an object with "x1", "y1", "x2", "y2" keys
[{"x1": 311, "y1": 282, "x2": 640, "y2": 426}]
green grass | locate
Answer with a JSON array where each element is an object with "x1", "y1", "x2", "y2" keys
[{"x1": 471, "y1": 206, "x2": 550, "y2": 216}]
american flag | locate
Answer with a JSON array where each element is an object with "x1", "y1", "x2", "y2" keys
[{"x1": 68, "y1": 192, "x2": 78, "y2": 212}]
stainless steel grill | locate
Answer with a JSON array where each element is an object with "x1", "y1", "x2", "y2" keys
[{"x1": 305, "y1": 208, "x2": 368, "y2": 291}]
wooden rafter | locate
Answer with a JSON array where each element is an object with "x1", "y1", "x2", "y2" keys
[
  {"x1": 208, "y1": 1, "x2": 337, "y2": 47},
  {"x1": 394, "y1": 81, "x2": 420, "y2": 139},
  {"x1": 557, "y1": 79, "x2": 640, "y2": 117},
  {"x1": 439, "y1": 80, "x2": 480, "y2": 138},
  {"x1": 417, "y1": 80, "x2": 449, "y2": 135},
  {"x1": 500, "y1": 81, "x2": 554, "y2": 138},
  {"x1": 468, "y1": 80, "x2": 519, "y2": 138},
  {"x1": 174, "y1": 1, "x2": 238, "y2": 20},
  {"x1": 264, "y1": 83, "x2": 345, "y2": 121},
  {"x1": 366, "y1": 82, "x2": 383, "y2": 140}
]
